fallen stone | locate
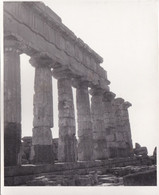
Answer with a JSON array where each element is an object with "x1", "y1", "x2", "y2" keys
[
  {"x1": 134, "y1": 146, "x2": 148, "y2": 156},
  {"x1": 135, "y1": 143, "x2": 141, "y2": 149}
]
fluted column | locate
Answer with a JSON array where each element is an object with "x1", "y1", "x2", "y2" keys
[
  {"x1": 90, "y1": 88, "x2": 108, "y2": 160},
  {"x1": 103, "y1": 92, "x2": 117, "y2": 158},
  {"x1": 75, "y1": 80, "x2": 93, "y2": 161},
  {"x1": 53, "y1": 68, "x2": 77, "y2": 162},
  {"x1": 113, "y1": 98, "x2": 128, "y2": 157},
  {"x1": 4, "y1": 38, "x2": 22, "y2": 166},
  {"x1": 29, "y1": 54, "x2": 54, "y2": 164},
  {"x1": 120, "y1": 101, "x2": 133, "y2": 156}
]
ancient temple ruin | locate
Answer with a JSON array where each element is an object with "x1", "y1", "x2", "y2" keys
[{"x1": 4, "y1": 2, "x2": 156, "y2": 186}]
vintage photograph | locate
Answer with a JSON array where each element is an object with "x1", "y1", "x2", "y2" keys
[{"x1": 1, "y1": 0, "x2": 158, "y2": 194}]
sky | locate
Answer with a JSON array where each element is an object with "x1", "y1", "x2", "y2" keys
[{"x1": 19, "y1": 0, "x2": 159, "y2": 155}]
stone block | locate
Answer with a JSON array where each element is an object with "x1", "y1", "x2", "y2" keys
[
  {"x1": 65, "y1": 40, "x2": 75, "y2": 57},
  {"x1": 69, "y1": 57, "x2": 86, "y2": 77},
  {"x1": 93, "y1": 131, "x2": 106, "y2": 139},
  {"x1": 4, "y1": 122, "x2": 21, "y2": 166},
  {"x1": 59, "y1": 126, "x2": 76, "y2": 137},
  {"x1": 107, "y1": 142, "x2": 118, "y2": 148},
  {"x1": 58, "y1": 135, "x2": 77, "y2": 162},
  {"x1": 30, "y1": 145, "x2": 54, "y2": 164},
  {"x1": 78, "y1": 121, "x2": 92, "y2": 130},
  {"x1": 32, "y1": 127, "x2": 52, "y2": 145},
  {"x1": 58, "y1": 108, "x2": 74, "y2": 118},
  {"x1": 108, "y1": 147, "x2": 118, "y2": 158},
  {"x1": 14, "y1": 175, "x2": 34, "y2": 185},
  {"x1": 78, "y1": 137, "x2": 93, "y2": 161},
  {"x1": 135, "y1": 143, "x2": 141, "y2": 148},
  {"x1": 90, "y1": 57, "x2": 97, "y2": 71},
  {"x1": 123, "y1": 169, "x2": 157, "y2": 186},
  {"x1": 78, "y1": 129, "x2": 92, "y2": 137},
  {"x1": 77, "y1": 115, "x2": 92, "y2": 122},
  {"x1": 75, "y1": 45, "x2": 83, "y2": 63},
  {"x1": 106, "y1": 134, "x2": 115, "y2": 142},
  {"x1": 48, "y1": 25, "x2": 56, "y2": 44},
  {"x1": 59, "y1": 35, "x2": 66, "y2": 50},
  {"x1": 134, "y1": 147, "x2": 148, "y2": 156},
  {"x1": 59, "y1": 118, "x2": 75, "y2": 127}
]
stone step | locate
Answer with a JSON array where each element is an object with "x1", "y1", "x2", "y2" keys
[
  {"x1": 98, "y1": 177, "x2": 117, "y2": 183},
  {"x1": 24, "y1": 172, "x2": 124, "y2": 186}
]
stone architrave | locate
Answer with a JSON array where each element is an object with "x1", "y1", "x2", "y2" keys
[
  {"x1": 29, "y1": 54, "x2": 54, "y2": 164},
  {"x1": 120, "y1": 101, "x2": 133, "y2": 156},
  {"x1": 4, "y1": 38, "x2": 22, "y2": 166},
  {"x1": 53, "y1": 68, "x2": 77, "y2": 162},
  {"x1": 103, "y1": 91, "x2": 117, "y2": 158},
  {"x1": 75, "y1": 80, "x2": 93, "y2": 161},
  {"x1": 90, "y1": 87, "x2": 108, "y2": 160}
]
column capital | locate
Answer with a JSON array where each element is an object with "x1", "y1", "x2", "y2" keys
[
  {"x1": 29, "y1": 52, "x2": 54, "y2": 68},
  {"x1": 52, "y1": 66, "x2": 76, "y2": 80},
  {"x1": 113, "y1": 98, "x2": 124, "y2": 106},
  {"x1": 89, "y1": 86, "x2": 106, "y2": 96},
  {"x1": 122, "y1": 101, "x2": 132, "y2": 109},
  {"x1": 4, "y1": 38, "x2": 22, "y2": 54},
  {"x1": 103, "y1": 91, "x2": 116, "y2": 102},
  {"x1": 72, "y1": 78, "x2": 90, "y2": 89}
]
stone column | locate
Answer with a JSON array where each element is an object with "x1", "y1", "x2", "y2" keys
[
  {"x1": 4, "y1": 38, "x2": 22, "y2": 166},
  {"x1": 29, "y1": 54, "x2": 54, "y2": 164},
  {"x1": 53, "y1": 68, "x2": 77, "y2": 162},
  {"x1": 120, "y1": 101, "x2": 133, "y2": 156},
  {"x1": 103, "y1": 92, "x2": 117, "y2": 158},
  {"x1": 90, "y1": 88, "x2": 108, "y2": 160},
  {"x1": 75, "y1": 80, "x2": 93, "y2": 161},
  {"x1": 113, "y1": 98, "x2": 128, "y2": 157}
]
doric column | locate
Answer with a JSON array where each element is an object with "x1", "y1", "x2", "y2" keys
[
  {"x1": 103, "y1": 92, "x2": 117, "y2": 158},
  {"x1": 74, "y1": 80, "x2": 93, "y2": 161},
  {"x1": 113, "y1": 98, "x2": 128, "y2": 157},
  {"x1": 90, "y1": 87, "x2": 108, "y2": 160},
  {"x1": 29, "y1": 53, "x2": 54, "y2": 164},
  {"x1": 53, "y1": 68, "x2": 77, "y2": 162},
  {"x1": 120, "y1": 101, "x2": 133, "y2": 156},
  {"x1": 4, "y1": 38, "x2": 22, "y2": 166}
]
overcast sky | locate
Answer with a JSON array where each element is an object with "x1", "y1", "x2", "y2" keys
[{"x1": 20, "y1": 0, "x2": 158, "y2": 155}]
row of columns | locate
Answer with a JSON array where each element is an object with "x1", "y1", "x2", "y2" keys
[{"x1": 4, "y1": 40, "x2": 133, "y2": 166}]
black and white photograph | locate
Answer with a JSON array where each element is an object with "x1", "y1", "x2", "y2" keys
[{"x1": 1, "y1": 0, "x2": 159, "y2": 194}]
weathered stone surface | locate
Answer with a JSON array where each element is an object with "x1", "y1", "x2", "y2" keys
[
  {"x1": 4, "y1": 2, "x2": 136, "y2": 170},
  {"x1": 4, "y1": 2, "x2": 109, "y2": 92},
  {"x1": 4, "y1": 39, "x2": 22, "y2": 166},
  {"x1": 21, "y1": 136, "x2": 32, "y2": 164},
  {"x1": 123, "y1": 169, "x2": 157, "y2": 186},
  {"x1": 135, "y1": 143, "x2": 141, "y2": 148},
  {"x1": 32, "y1": 127, "x2": 53, "y2": 145},
  {"x1": 112, "y1": 98, "x2": 133, "y2": 158},
  {"x1": 30, "y1": 145, "x2": 54, "y2": 164},
  {"x1": 120, "y1": 101, "x2": 133, "y2": 152},
  {"x1": 29, "y1": 55, "x2": 54, "y2": 164},
  {"x1": 21, "y1": 137, "x2": 58, "y2": 164},
  {"x1": 56, "y1": 75, "x2": 77, "y2": 162},
  {"x1": 134, "y1": 146, "x2": 148, "y2": 156},
  {"x1": 90, "y1": 88, "x2": 108, "y2": 160},
  {"x1": 5, "y1": 158, "x2": 156, "y2": 186},
  {"x1": 30, "y1": 61, "x2": 53, "y2": 127},
  {"x1": 76, "y1": 81, "x2": 93, "y2": 161},
  {"x1": 4, "y1": 122, "x2": 21, "y2": 166},
  {"x1": 4, "y1": 39, "x2": 21, "y2": 123}
]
